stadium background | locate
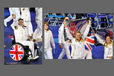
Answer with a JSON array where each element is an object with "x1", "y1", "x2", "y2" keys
[
  {"x1": 4, "y1": 8, "x2": 42, "y2": 64},
  {"x1": 44, "y1": 13, "x2": 113, "y2": 59}
]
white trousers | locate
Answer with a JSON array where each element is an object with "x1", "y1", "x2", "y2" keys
[
  {"x1": 44, "y1": 48, "x2": 53, "y2": 59},
  {"x1": 58, "y1": 43, "x2": 71, "y2": 59}
]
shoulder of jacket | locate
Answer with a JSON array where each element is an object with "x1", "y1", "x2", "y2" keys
[
  {"x1": 104, "y1": 40, "x2": 113, "y2": 47},
  {"x1": 48, "y1": 30, "x2": 52, "y2": 34},
  {"x1": 72, "y1": 38, "x2": 75, "y2": 42}
]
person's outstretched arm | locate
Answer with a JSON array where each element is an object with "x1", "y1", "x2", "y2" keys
[{"x1": 83, "y1": 20, "x2": 91, "y2": 39}]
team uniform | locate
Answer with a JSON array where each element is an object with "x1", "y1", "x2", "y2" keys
[
  {"x1": 33, "y1": 28, "x2": 42, "y2": 42},
  {"x1": 35, "y1": 8, "x2": 42, "y2": 36},
  {"x1": 58, "y1": 23, "x2": 73, "y2": 59},
  {"x1": 33, "y1": 28, "x2": 42, "y2": 59},
  {"x1": 21, "y1": 8, "x2": 33, "y2": 36},
  {"x1": 4, "y1": 8, "x2": 33, "y2": 37},
  {"x1": 33, "y1": 8, "x2": 43, "y2": 41},
  {"x1": 4, "y1": 8, "x2": 21, "y2": 27},
  {"x1": 44, "y1": 30, "x2": 55, "y2": 59},
  {"x1": 95, "y1": 34, "x2": 113, "y2": 59},
  {"x1": 71, "y1": 22, "x2": 92, "y2": 59},
  {"x1": 33, "y1": 20, "x2": 43, "y2": 58},
  {"x1": 71, "y1": 39, "x2": 86, "y2": 59},
  {"x1": 11, "y1": 19, "x2": 35, "y2": 59}
]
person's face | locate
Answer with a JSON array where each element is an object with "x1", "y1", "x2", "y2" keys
[
  {"x1": 106, "y1": 36, "x2": 111, "y2": 44},
  {"x1": 18, "y1": 20, "x2": 24, "y2": 26},
  {"x1": 65, "y1": 19, "x2": 70, "y2": 24},
  {"x1": 64, "y1": 18, "x2": 70, "y2": 27},
  {"x1": 75, "y1": 32, "x2": 81, "y2": 41},
  {"x1": 44, "y1": 24, "x2": 48, "y2": 30},
  {"x1": 64, "y1": 17, "x2": 70, "y2": 21}
]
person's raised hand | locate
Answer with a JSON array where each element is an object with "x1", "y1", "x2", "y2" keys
[{"x1": 12, "y1": 14, "x2": 16, "y2": 19}]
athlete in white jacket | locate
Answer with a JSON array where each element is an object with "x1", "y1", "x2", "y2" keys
[
  {"x1": 33, "y1": 8, "x2": 43, "y2": 42},
  {"x1": 33, "y1": 9, "x2": 43, "y2": 58},
  {"x1": 21, "y1": 8, "x2": 33, "y2": 37},
  {"x1": 58, "y1": 17, "x2": 73, "y2": 59},
  {"x1": 44, "y1": 22, "x2": 55, "y2": 59},
  {"x1": 4, "y1": 7, "x2": 21, "y2": 27},
  {"x1": 71, "y1": 20, "x2": 92, "y2": 59},
  {"x1": 95, "y1": 33, "x2": 113, "y2": 59},
  {"x1": 11, "y1": 15, "x2": 35, "y2": 59},
  {"x1": 4, "y1": 7, "x2": 33, "y2": 37},
  {"x1": 35, "y1": 8, "x2": 42, "y2": 36}
]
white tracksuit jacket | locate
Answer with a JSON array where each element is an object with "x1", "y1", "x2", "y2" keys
[
  {"x1": 58, "y1": 23, "x2": 73, "y2": 59},
  {"x1": 95, "y1": 34, "x2": 113, "y2": 59},
  {"x1": 21, "y1": 8, "x2": 33, "y2": 36},
  {"x1": 71, "y1": 22, "x2": 92, "y2": 59},
  {"x1": 34, "y1": 8, "x2": 42, "y2": 39},
  {"x1": 11, "y1": 19, "x2": 35, "y2": 58},
  {"x1": 44, "y1": 30, "x2": 55, "y2": 59}
]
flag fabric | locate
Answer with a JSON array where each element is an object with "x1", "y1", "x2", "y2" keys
[
  {"x1": 97, "y1": 29, "x2": 113, "y2": 40},
  {"x1": 65, "y1": 19, "x2": 112, "y2": 59},
  {"x1": 69, "y1": 19, "x2": 88, "y2": 37},
  {"x1": 69, "y1": 19, "x2": 96, "y2": 51},
  {"x1": 84, "y1": 32, "x2": 95, "y2": 51},
  {"x1": 9, "y1": 44, "x2": 24, "y2": 61}
]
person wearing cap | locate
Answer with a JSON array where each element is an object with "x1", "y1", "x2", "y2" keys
[
  {"x1": 58, "y1": 17, "x2": 73, "y2": 59},
  {"x1": 44, "y1": 22, "x2": 55, "y2": 59}
]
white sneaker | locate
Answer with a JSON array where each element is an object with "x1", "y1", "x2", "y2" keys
[
  {"x1": 28, "y1": 57, "x2": 33, "y2": 60},
  {"x1": 33, "y1": 56, "x2": 39, "y2": 59}
]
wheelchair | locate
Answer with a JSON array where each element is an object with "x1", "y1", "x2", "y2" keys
[{"x1": 9, "y1": 35, "x2": 39, "y2": 63}]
